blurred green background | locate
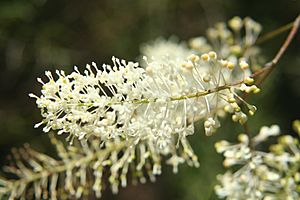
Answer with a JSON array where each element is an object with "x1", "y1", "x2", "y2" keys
[{"x1": 0, "y1": 0, "x2": 299, "y2": 199}]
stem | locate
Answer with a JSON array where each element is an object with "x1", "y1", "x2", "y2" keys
[
  {"x1": 4, "y1": 139, "x2": 126, "y2": 197},
  {"x1": 75, "y1": 85, "x2": 234, "y2": 107},
  {"x1": 255, "y1": 22, "x2": 294, "y2": 45},
  {"x1": 241, "y1": 15, "x2": 300, "y2": 147},
  {"x1": 242, "y1": 122, "x2": 256, "y2": 150},
  {"x1": 255, "y1": 14, "x2": 300, "y2": 86}
]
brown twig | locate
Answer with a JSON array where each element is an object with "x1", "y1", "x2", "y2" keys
[
  {"x1": 241, "y1": 15, "x2": 299, "y2": 143},
  {"x1": 255, "y1": 22, "x2": 294, "y2": 45},
  {"x1": 254, "y1": 14, "x2": 300, "y2": 86},
  {"x1": 242, "y1": 122, "x2": 249, "y2": 136},
  {"x1": 242, "y1": 121, "x2": 257, "y2": 150}
]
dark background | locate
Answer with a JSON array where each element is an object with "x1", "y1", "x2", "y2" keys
[{"x1": 0, "y1": 0, "x2": 299, "y2": 199}]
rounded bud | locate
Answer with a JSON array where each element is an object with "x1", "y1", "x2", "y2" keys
[
  {"x1": 208, "y1": 51, "x2": 217, "y2": 59},
  {"x1": 229, "y1": 16, "x2": 243, "y2": 31},
  {"x1": 182, "y1": 61, "x2": 194, "y2": 70},
  {"x1": 232, "y1": 114, "x2": 238, "y2": 122},
  {"x1": 239, "y1": 60, "x2": 249, "y2": 70},
  {"x1": 201, "y1": 53, "x2": 210, "y2": 61},
  {"x1": 238, "y1": 133, "x2": 249, "y2": 143},
  {"x1": 203, "y1": 74, "x2": 211, "y2": 82},
  {"x1": 227, "y1": 97, "x2": 236, "y2": 103},
  {"x1": 224, "y1": 105, "x2": 234, "y2": 113},
  {"x1": 226, "y1": 62, "x2": 235, "y2": 70},
  {"x1": 187, "y1": 54, "x2": 200, "y2": 62},
  {"x1": 253, "y1": 87, "x2": 261, "y2": 94},
  {"x1": 244, "y1": 77, "x2": 254, "y2": 85}
]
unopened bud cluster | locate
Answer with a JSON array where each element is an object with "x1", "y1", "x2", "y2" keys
[{"x1": 189, "y1": 16, "x2": 263, "y2": 71}]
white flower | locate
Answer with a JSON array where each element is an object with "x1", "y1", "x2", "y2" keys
[
  {"x1": 29, "y1": 49, "x2": 260, "y2": 198},
  {"x1": 215, "y1": 125, "x2": 300, "y2": 200},
  {"x1": 253, "y1": 125, "x2": 280, "y2": 144},
  {"x1": 30, "y1": 47, "x2": 260, "y2": 194},
  {"x1": 31, "y1": 46, "x2": 260, "y2": 152},
  {"x1": 140, "y1": 37, "x2": 193, "y2": 67}
]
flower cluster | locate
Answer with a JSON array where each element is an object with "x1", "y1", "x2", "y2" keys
[
  {"x1": 30, "y1": 50, "x2": 258, "y2": 147},
  {"x1": 0, "y1": 134, "x2": 199, "y2": 200},
  {"x1": 189, "y1": 16, "x2": 263, "y2": 71},
  {"x1": 139, "y1": 37, "x2": 194, "y2": 67},
  {"x1": 1, "y1": 16, "x2": 267, "y2": 199},
  {"x1": 215, "y1": 125, "x2": 300, "y2": 200},
  {"x1": 26, "y1": 18, "x2": 262, "y2": 196}
]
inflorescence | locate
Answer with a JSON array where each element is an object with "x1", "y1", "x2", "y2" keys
[
  {"x1": 215, "y1": 124, "x2": 300, "y2": 200},
  {"x1": 2, "y1": 16, "x2": 295, "y2": 200}
]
